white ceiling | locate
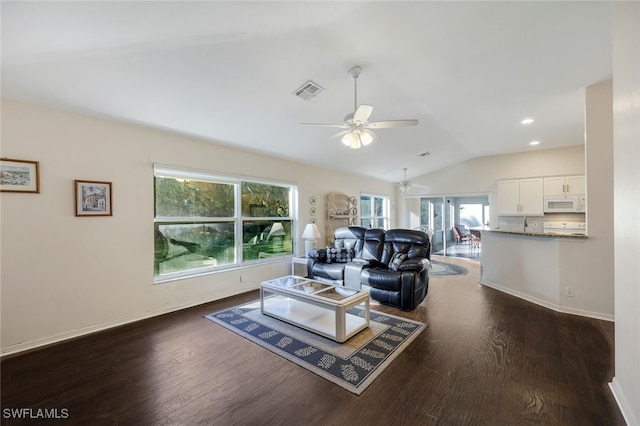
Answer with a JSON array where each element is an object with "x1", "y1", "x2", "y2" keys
[{"x1": 1, "y1": 1, "x2": 612, "y2": 184}]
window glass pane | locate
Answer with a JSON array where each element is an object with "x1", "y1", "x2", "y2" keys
[
  {"x1": 155, "y1": 222, "x2": 235, "y2": 275},
  {"x1": 242, "y1": 220, "x2": 293, "y2": 260},
  {"x1": 459, "y1": 204, "x2": 484, "y2": 227},
  {"x1": 241, "y1": 182, "x2": 290, "y2": 217},
  {"x1": 361, "y1": 218, "x2": 373, "y2": 229},
  {"x1": 374, "y1": 197, "x2": 384, "y2": 216},
  {"x1": 155, "y1": 177, "x2": 234, "y2": 217},
  {"x1": 360, "y1": 195, "x2": 372, "y2": 217}
]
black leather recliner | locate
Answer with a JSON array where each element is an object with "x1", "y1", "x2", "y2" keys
[
  {"x1": 307, "y1": 227, "x2": 430, "y2": 311},
  {"x1": 361, "y1": 229, "x2": 430, "y2": 311}
]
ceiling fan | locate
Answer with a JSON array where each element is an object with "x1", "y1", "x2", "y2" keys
[
  {"x1": 398, "y1": 168, "x2": 429, "y2": 192},
  {"x1": 302, "y1": 65, "x2": 418, "y2": 149}
]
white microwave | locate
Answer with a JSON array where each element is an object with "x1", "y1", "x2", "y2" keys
[{"x1": 543, "y1": 195, "x2": 585, "y2": 213}]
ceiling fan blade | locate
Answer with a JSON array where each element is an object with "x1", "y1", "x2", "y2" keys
[
  {"x1": 353, "y1": 104, "x2": 373, "y2": 123},
  {"x1": 301, "y1": 123, "x2": 348, "y2": 128},
  {"x1": 367, "y1": 119, "x2": 419, "y2": 129}
]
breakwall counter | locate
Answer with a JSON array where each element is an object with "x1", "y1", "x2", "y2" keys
[{"x1": 478, "y1": 228, "x2": 590, "y2": 316}]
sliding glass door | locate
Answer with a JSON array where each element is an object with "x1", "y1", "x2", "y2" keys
[{"x1": 406, "y1": 194, "x2": 489, "y2": 258}]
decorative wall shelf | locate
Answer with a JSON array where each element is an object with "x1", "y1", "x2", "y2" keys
[{"x1": 326, "y1": 192, "x2": 358, "y2": 244}]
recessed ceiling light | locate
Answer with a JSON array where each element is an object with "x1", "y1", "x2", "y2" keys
[
  {"x1": 529, "y1": 140, "x2": 540, "y2": 146},
  {"x1": 521, "y1": 118, "x2": 534, "y2": 125}
]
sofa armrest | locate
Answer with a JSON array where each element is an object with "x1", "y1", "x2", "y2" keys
[
  {"x1": 308, "y1": 248, "x2": 327, "y2": 262},
  {"x1": 398, "y1": 257, "x2": 430, "y2": 272}
]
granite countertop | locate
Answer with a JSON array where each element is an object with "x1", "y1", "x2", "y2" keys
[{"x1": 480, "y1": 228, "x2": 588, "y2": 239}]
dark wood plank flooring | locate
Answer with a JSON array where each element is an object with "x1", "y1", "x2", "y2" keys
[{"x1": 1, "y1": 257, "x2": 625, "y2": 425}]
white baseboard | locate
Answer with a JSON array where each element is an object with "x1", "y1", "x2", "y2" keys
[
  {"x1": 609, "y1": 377, "x2": 637, "y2": 426},
  {"x1": 0, "y1": 295, "x2": 232, "y2": 357},
  {"x1": 479, "y1": 279, "x2": 615, "y2": 322}
]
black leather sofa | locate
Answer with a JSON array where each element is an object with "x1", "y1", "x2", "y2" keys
[{"x1": 307, "y1": 227, "x2": 430, "y2": 311}]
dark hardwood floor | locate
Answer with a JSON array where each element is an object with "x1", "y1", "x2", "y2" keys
[{"x1": 1, "y1": 257, "x2": 625, "y2": 425}]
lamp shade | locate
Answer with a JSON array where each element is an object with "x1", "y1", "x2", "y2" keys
[
  {"x1": 342, "y1": 131, "x2": 356, "y2": 147},
  {"x1": 360, "y1": 130, "x2": 373, "y2": 146},
  {"x1": 301, "y1": 223, "x2": 321, "y2": 239}
]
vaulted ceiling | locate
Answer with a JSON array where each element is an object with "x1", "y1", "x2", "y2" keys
[{"x1": 1, "y1": 1, "x2": 612, "y2": 184}]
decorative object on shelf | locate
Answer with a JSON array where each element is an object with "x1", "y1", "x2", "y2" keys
[
  {"x1": 309, "y1": 196, "x2": 317, "y2": 206},
  {"x1": 350, "y1": 196, "x2": 357, "y2": 206},
  {"x1": 301, "y1": 223, "x2": 322, "y2": 257},
  {"x1": 75, "y1": 180, "x2": 112, "y2": 217},
  {"x1": 310, "y1": 207, "x2": 316, "y2": 216},
  {"x1": 0, "y1": 158, "x2": 40, "y2": 193}
]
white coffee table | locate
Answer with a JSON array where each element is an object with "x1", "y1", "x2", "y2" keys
[{"x1": 260, "y1": 275, "x2": 370, "y2": 343}]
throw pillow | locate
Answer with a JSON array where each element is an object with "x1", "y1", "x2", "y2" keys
[
  {"x1": 326, "y1": 246, "x2": 354, "y2": 263},
  {"x1": 389, "y1": 252, "x2": 407, "y2": 271}
]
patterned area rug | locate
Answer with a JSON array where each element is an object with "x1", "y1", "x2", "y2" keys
[
  {"x1": 430, "y1": 260, "x2": 468, "y2": 276},
  {"x1": 205, "y1": 300, "x2": 426, "y2": 395}
]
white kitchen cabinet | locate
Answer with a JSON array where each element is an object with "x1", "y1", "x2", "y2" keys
[
  {"x1": 497, "y1": 178, "x2": 544, "y2": 215},
  {"x1": 544, "y1": 175, "x2": 585, "y2": 196}
]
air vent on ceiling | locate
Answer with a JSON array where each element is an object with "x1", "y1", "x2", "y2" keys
[{"x1": 293, "y1": 80, "x2": 325, "y2": 101}]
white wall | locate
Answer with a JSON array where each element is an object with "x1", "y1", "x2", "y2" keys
[
  {"x1": 0, "y1": 98, "x2": 396, "y2": 355},
  {"x1": 399, "y1": 144, "x2": 585, "y2": 196},
  {"x1": 610, "y1": 2, "x2": 640, "y2": 423}
]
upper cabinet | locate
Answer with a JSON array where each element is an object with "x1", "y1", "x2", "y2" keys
[
  {"x1": 496, "y1": 178, "x2": 544, "y2": 215},
  {"x1": 543, "y1": 175, "x2": 585, "y2": 196}
]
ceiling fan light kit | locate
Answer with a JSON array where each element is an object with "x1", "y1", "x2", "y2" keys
[
  {"x1": 342, "y1": 128, "x2": 373, "y2": 149},
  {"x1": 302, "y1": 65, "x2": 418, "y2": 149}
]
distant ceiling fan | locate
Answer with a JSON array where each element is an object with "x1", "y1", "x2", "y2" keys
[
  {"x1": 398, "y1": 168, "x2": 429, "y2": 192},
  {"x1": 302, "y1": 65, "x2": 418, "y2": 149}
]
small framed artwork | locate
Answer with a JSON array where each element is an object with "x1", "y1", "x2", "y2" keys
[
  {"x1": 75, "y1": 180, "x2": 112, "y2": 217},
  {"x1": 0, "y1": 158, "x2": 40, "y2": 193}
]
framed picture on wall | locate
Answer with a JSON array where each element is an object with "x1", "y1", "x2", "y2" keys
[
  {"x1": 75, "y1": 180, "x2": 112, "y2": 216},
  {"x1": 0, "y1": 158, "x2": 40, "y2": 193}
]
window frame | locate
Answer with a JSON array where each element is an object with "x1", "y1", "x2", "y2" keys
[
  {"x1": 360, "y1": 193, "x2": 390, "y2": 230},
  {"x1": 153, "y1": 164, "x2": 297, "y2": 283}
]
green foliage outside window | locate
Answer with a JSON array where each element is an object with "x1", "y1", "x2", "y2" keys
[
  {"x1": 155, "y1": 177, "x2": 234, "y2": 218},
  {"x1": 241, "y1": 182, "x2": 290, "y2": 217}
]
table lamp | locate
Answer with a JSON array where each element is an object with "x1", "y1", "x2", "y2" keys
[{"x1": 301, "y1": 223, "x2": 321, "y2": 257}]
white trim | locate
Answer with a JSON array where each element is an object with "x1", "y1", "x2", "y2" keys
[
  {"x1": 480, "y1": 279, "x2": 615, "y2": 322},
  {"x1": 609, "y1": 377, "x2": 637, "y2": 426}
]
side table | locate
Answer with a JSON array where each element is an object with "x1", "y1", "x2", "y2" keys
[{"x1": 291, "y1": 256, "x2": 309, "y2": 276}]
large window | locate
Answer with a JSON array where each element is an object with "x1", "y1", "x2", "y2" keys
[
  {"x1": 360, "y1": 194, "x2": 390, "y2": 229},
  {"x1": 154, "y1": 165, "x2": 295, "y2": 282}
]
